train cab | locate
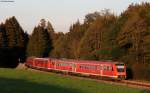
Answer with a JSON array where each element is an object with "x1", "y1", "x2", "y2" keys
[{"x1": 114, "y1": 63, "x2": 126, "y2": 79}]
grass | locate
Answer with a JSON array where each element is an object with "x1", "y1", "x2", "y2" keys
[{"x1": 0, "y1": 68, "x2": 149, "y2": 93}]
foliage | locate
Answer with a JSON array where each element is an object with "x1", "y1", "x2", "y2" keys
[
  {"x1": 50, "y1": 34, "x2": 71, "y2": 58},
  {"x1": 27, "y1": 21, "x2": 52, "y2": 57},
  {"x1": 131, "y1": 64, "x2": 150, "y2": 80},
  {"x1": 49, "y1": 3, "x2": 150, "y2": 80},
  {"x1": 0, "y1": 16, "x2": 28, "y2": 67},
  {"x1": 117, "y1": 3, "x2": 150, "y2": 64}
]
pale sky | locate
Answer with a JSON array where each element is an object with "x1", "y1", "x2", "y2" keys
[{"x1": 0, "y1": 0, "x2": 149, "y2": 33}]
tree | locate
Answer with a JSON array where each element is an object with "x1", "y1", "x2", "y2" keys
[
  {"x1": 117, "y1": 3, "x2": 150, "y2": 64},
  {"x1": 0, "y1": 16, "x2": 27, "y2": 67},
  {"x1": 50, "y1": 34, "x2": 71, "y2": 58},
  {"x1": 39, "y1": 19, "x2": 46, "y2": 28},
  {"x1": 0, "y1": 23, "x2": 7, "y2": 47},
  {"x1": 47, "y1": 21, "x2": 56, "y2": 47},
  {"x1": 78, "y1": 11, "x2": 117, "y2": 60},
  {"x1": 27, "y1": 19, "x2": 52, "y2": 57}
]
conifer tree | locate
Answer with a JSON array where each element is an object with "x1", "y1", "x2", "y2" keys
[
  {"x1": 5, "y1": 16, "x2": 25, "y2": 48},
  {"x1": 0, "y1": 23, "x2": 7, "y2": 47},
  {"x1": 0, "y1": 16, "x2": 27, "y2": 67},
  {"x1": 27, "y1": 19, "x2": 52, "y2": 57}
]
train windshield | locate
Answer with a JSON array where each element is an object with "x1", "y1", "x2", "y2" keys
[{"x1": 116, "y1": 64, "x2": 125, "y2": 72}]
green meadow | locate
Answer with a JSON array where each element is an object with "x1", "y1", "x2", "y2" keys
[{"x1": 0, "y1": 68, "x2": 149, "y2": 93}]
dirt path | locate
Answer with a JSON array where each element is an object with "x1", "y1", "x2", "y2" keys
[{"x1": 16, "y1": 63, "x2": 27, "y2": 69}]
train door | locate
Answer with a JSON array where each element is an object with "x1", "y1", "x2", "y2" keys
[
  {"x1": 100, "y1": 64, "x2": 103, "y2": 76},
  {"x1": 103, "y1": 64, "x2": 113, "y2": 77},
  {"x1": 72, "y1": 63, "x2": 76, "y2": 72}
]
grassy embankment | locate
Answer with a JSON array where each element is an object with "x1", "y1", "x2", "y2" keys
[{"x1": 0, "y1": 68, "x2": 149, "y2": 93}]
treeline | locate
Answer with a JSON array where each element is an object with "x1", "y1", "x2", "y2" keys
[
  {"x1": 0, "y1": 3, "x2": 150, "y2": 80},
  {"x1": 0, "y1": 16, "x2": 28, "y2": 67},
  {"x1": 49, "y1": 3, "x2": 150, "y2": 80},
  {"x1": 50, "y1": 3, "x2": 150, "y2": 64}
]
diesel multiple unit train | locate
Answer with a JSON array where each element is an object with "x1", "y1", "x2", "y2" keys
[{"x1": 25, "y1": 57, "x2": 126, "y2": 80}]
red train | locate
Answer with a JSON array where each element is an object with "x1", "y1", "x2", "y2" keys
[{"x1": 25, "y1": 57, "x2": 126, "y2": 80}]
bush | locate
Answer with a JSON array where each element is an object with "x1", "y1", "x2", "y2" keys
[
  {"x1": 0, "y1": 48, "x2": 19, "y2": 68},
  {"x1": 126, "y1": 67, "x2": 133, "y2": 79},
  {"x1": 131, "y1": 64, "x2": 150, "y2": 81}
]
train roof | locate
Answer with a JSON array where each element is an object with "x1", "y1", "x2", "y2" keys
[
  {"x1": 28, "y1": 57, "x2": 124, "y2": 65},
  {"x1": 52, "y1": 58, "x2": 124, "y2": 65}
]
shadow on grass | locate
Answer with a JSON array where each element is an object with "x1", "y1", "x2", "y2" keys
[
  {"x1": 0, "y1": 77, "x2": 82, "y2": 93},
  {"x1": 140, "y1": 90, "x2": 150, "y2": 93}
]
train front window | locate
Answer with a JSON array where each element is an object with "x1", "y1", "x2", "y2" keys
[{"x1": 116, "y1": 64, "x2": 125, "y2": 72}]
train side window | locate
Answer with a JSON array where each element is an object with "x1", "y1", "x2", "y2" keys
[
  {"x1": 107, "y1": 66, "x2": 109, "y2": 70},
  {"x1": 89, "y1": 65, "x2": 96, "y2": 70},
  {"x1": 86, "y1": 65, "x2": 89, "y2": 69},
  {"x1": 93, "y1": 66, "x2": 97, "y2": 70},
  {"x1": 103, "y1": 65, "x2": 107, "y2": 70},
  {"x1": 80, "y1": 65, "x2": 90, "y2": 69},
  {"x1": 80, "y1": 65, "x2": 84, "y2": 69},
  {"x1": 109, "y1": 66, "x2": 113, "y2": 71},
  {"x1": 85, "y1": 65, "x2": 87, "y2": 69},
  {"x1": 56, "y1": 64, "x2": 59, "y2": 66}
]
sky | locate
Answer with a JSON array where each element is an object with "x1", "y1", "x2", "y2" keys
[{"x1": 0, "y1": 0, "x2": 149, "y2": 34}]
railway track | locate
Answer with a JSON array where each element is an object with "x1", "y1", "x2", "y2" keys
[
  {"x1": 88, "y1": 77, "x2": 150, "y2": 90},
  {"x1": 17, "y1": 63, "x2": 150, "y2": 90},
  {"x1": 120, "y1": 80, "x2": 150, "y2": 89}
]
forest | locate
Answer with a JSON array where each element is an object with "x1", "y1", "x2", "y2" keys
[{"x1": 0, "y1": 3, "x2": 150, "y2": 80}]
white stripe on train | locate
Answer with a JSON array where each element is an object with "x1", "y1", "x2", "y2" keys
[{"x1": 28, "y1": 65, "x2": 118, "y2": 78}]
